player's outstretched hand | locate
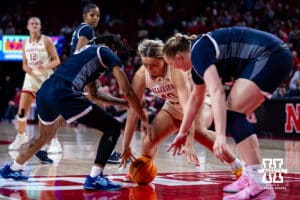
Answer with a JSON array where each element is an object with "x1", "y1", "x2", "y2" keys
[
  {"x1": 167, "y1": 132, "x2": 187, "y2": 156},
  {"x1": 180, "y1": 144, "x2": 200, "y2": 166},
  {"x1": 213, "y1": 135, "x2": 227, "y2": 163},
  {"x1": 119, "y1": 147, "x2": 135, "y2": 169}
]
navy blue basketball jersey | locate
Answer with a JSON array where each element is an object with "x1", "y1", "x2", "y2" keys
[
  {"x1": 53, "y1": 45, "x2": 123, "y2": 92},
  {"x1": 191, "y1": 27, "x2": 287, "y2": 84},
  {"x1": 70, "y1": 23, "x2": 95, "y2": 55}
]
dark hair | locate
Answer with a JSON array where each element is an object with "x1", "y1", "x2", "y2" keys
[
  {"x1": 82, "y1": 3, "x2": 99, "y2": 14},
  {"x1": 94, "y1": 34, "x2": 126, "y2": 52}
]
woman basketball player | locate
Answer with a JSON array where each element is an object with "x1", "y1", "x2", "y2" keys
[
  {"x1": 8, "y1": 16, "x2": 61, "y2": 162},
  {"x1": 120, "y1": 39, "x2": 243, "y2": 179},
  {"x1": 163, "y1": 27, "x2": 293, "y2": 199}
]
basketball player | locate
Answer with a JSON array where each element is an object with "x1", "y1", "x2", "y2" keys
[
  {"x1": 8, "y1": 17, "x2": 61, "y2": 162},
  {"x1": 70, "y1": 3, "x2": 121, "y2": 164},
  {"x1": 0, "y1": 34, "x2": 148, "y2": 191},
  {"x1": 120, "y1": 39, "x2": 242, "y2": 178},
  {"x1": 163, "y1": 27, "x2": 293, "y2": 199},
  {"x1": 70, "y1": 3, "x2": 100, "y2": 55}
]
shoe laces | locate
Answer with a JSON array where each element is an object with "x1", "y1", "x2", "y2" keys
[{"x1": 95, "y1": 174, "x2": 111, "y2": 185}]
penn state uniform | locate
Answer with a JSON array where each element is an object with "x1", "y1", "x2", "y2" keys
[
  {"x1": 22, "y1": 35, "x2": 53, "y2": 95},
  {"x1": 36, "y1": 45, "x2": 122, "y2": 125},
  {"x1": 70, "y1": 23, "x2": 95, "y2": 55},
  {"x1": 191, "y1": 27, "x2": 293, "y2": 93},
  {"x1": 145, "y1": 65, "x2": 183, "y2": 120}
]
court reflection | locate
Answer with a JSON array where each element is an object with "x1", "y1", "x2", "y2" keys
[{"x1": 285, "y1": 140, "x2": 300, "y2": 171}]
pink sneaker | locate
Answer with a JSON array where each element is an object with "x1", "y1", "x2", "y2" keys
[
  {"x1": 223, "y1": 174, "x2": 249, "y2": 193},
  {"x1": 223, "y1": 180, "x2": 276, "y2": 200}
]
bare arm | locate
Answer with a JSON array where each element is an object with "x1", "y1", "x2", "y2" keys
[
  {"x1": 22, "y1": 40, "x2": 32, "y2": 74},
  {"x1": 171, "y1": 68, "x2": 195, "y2": 144},
  {"x1": 43, "y1": 36, "x2": 60, "y2": 69},
  {"x1": 122, "y1": 66, "x2": 146, "y2": 149},
  {"x1": 75, "y1": 36, "x2": 89, "y2": 52},
  {"x1": 203, "y1": 65, "x2": 226, "y2": 139},
  {"x1": 85, "y1": 81, "x2": 128, "y2": 107},
  {"x1": 172, "y1": 68, "x2": 200, "y2": 165},
  {"x1": 179, "y1": 84, "x2": 205, "y2": 134},
  {"x1": 112, "y1": 66, "x2": 147, "y2": 123},
  {"x1": 203, "y1": 64, "x2": 227, "y2": 161}
]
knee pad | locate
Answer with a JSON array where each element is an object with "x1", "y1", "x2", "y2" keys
[
  {"x1": 18, "y1": 108, "x2": 26, "y2": 118},
  {"x1": 17, "y1": 108, "x2": 27, "y2": 122},
  {"x1": 227, "y1": 110, "x2": 255, "y2": 144}
]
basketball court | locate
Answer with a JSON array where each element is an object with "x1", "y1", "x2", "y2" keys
[{"x1": 0, "y1": 121, "x2": 300, "y2": 199}]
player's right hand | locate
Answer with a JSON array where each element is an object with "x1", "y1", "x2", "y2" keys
[{"x1": 119, "y1": 147, "x2": 135, "y2": 169}]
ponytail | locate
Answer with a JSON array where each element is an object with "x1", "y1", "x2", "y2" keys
[{"x1": 163, "y1": 33, "x2": 196, "y2": 58}]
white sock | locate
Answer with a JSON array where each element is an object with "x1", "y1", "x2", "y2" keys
[
  {"x1": 40, "y1": 145, "x2": 48, "y2": 151},
  {"x1": 51, "y1": 138, "x2": 58, "y2": 143},
  {"x1": 242, "y1": 161, "x2": 249, "y2": 176},
  {"x1": 10, "y1": 160, "x2": 25, "y2": 171},
  {"x1": 90, "y1": 165, "x2": 103, "y2": 178},
  {"x1": 246, "y1": 164, "x2": 264, "y2": 186},
  {"x1": 230, "y1": 158, "x2": 243, "y2": 170}
]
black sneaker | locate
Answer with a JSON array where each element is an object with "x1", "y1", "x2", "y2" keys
[
  {"x1": 35, "y1": 150, "x2": 53, "y2": 164},
  {"x1": 107, "y1": 152, "x2": 121, "y2": 164}
]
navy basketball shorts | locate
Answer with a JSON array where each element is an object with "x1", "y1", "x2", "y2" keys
[
  {"x1": 36, "y1": 76, "x2": 93, "y2": 124},
  {"x1": 240, "y1": 47, "x2": 293, "y2": 93}
]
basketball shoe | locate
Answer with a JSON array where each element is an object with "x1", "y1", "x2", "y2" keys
[
  {"x1": 0, "y1": 164, "x2": 28, "y2": 181},
  {"x1": 8, "y1": 134, "x2": 28, "y2": 150},
  {"x1": 35, "y1": 150, "x2": 53, "y2": 164},
  {"x1": 223, "y1": 178, "x2": 276, "y2": 200},
  {"x1": 47, "y1": 138, "x2": 62, "y2": 154},
  {"x1": 223, "y1": 174, "x2": 249, "y2": 193},
  {"x1": 107, "y1": 151, "x2": 121, "y2": 164},
  {"x1": 84, "y1": 174, "x2": 121, "y2": 191}
]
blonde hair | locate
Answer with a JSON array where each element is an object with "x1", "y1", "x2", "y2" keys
[
  {"x1": 163, "y1": 33, "x2": 197, "y2": 58},
  {"x1": 138, "y1": 39, "x2": 164, "y2": 58}
]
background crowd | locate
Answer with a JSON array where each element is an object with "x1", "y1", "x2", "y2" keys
[{"x1": 0, "y1": 0, "x2": 300, "y2": 121}]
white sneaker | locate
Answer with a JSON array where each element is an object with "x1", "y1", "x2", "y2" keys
[
  {"x1": 8, "y1": 134, "x2": 29, "y2": 151},
  {"x1": 47, "y1": 138, "x2": 62, "y2": 154}
]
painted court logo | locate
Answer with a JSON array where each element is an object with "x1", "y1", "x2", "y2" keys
[{"x1": 261, "y1": 158, "x2": 288, "y2": 184}]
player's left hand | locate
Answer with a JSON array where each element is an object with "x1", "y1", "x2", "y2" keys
[{"x1": 167, "y1": 132, "x2": 187, "y2": 156}]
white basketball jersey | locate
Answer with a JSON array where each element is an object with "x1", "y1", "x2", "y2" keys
[
  {"x1": 24, "y1": 35, "x2": 52, "y2": 75},
  {"x1": 145, "y1": 65, "x2": 183, "y2": 113}
]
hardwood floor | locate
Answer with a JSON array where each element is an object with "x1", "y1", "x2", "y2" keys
[{"x1": 0, "y1": 121, "x2": 299, "y2": 199}]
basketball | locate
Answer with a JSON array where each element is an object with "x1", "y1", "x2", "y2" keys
[{"x1": 129, "y1": 156, "x2": 157, "y2": 184}]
